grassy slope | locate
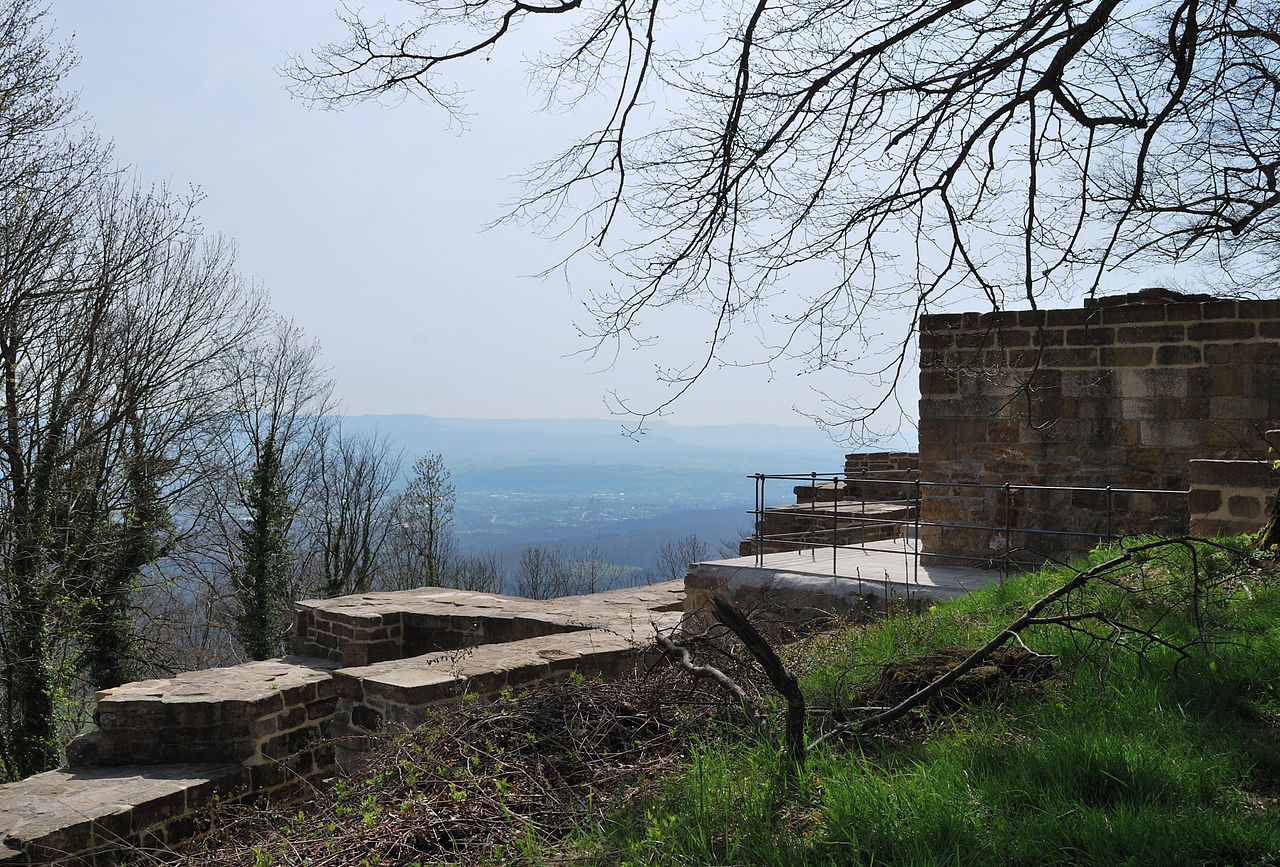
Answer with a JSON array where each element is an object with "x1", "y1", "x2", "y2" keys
[{"x1": 591, "y1": 539, "x2": 1280, "y2": 866}]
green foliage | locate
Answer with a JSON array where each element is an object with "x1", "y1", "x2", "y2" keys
[{"x1": 233, "y1": 441, "x2": 294, "y2": 660}]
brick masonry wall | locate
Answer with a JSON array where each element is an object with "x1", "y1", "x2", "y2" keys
[
  {"x1": 1188, "y1": 431, "x2": 1280, "y2": 537},
  {"x1": 844, "y1": 452, "x2": 921, "y2": 475},
  {"x1": 919, "y1": 293, "x2": 1280, "y2": 563}
]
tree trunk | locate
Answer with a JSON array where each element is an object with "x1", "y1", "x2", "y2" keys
[{"x1": 1260, "y1": 485, "x2": 1280, "y2": 551}]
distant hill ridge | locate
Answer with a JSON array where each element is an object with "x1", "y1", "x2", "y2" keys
[{"x1": 340, "y1": 414, "x2": 911, "y2": 473}]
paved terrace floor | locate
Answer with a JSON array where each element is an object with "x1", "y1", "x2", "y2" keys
[{"x1": 689, "y1": 536, "x2": 1003, "y2": 616}]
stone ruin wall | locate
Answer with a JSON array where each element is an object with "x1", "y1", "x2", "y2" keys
[
  {"x1": 0, "y1": 584, "x2": 685, "y2": 864},
  {"x1": 918, "y1": 291, "x2": 1280, "y2": 564}
]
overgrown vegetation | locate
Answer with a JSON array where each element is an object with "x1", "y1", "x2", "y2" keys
[{"x1": 165, "y1": 536, "x2": 1280, "y2": 866}]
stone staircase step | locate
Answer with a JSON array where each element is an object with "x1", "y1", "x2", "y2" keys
[{"x1": 793, "y1": 477, "x2": 918, "y2": 504}]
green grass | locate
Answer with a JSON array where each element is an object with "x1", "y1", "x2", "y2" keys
[{"x1": 578, "y1": 538, "x2": 1280, "y2": 866}]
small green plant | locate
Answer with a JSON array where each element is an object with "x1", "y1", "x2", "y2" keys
[{"x1": 360, "y1": 793, "x2": 381, "y2": 829}]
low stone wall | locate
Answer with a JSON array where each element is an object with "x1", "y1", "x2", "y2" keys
[
  {"x1": 684, "y1": 567, "x2": 880, "y2": 630},
  {"x1": 330, "y1": 630, "x2": 654, "y2": 767},
  {"x1": 789, "y1": 453, "x2": 920, "y2": 505},
  {"x1": 0, "y1": 582, "x2": 686, "y2": 864},
  {"x1": 291, "y1": 590, "x2": 589, "y2": 667},
  {"x1": 844, "y1": 452, "x2": 920, "y2": 476},
  {"x1": 681, "y1": 549, "x2": 998, "y2": 633},
  {"x1": 70, "y1": 657, "x2": 340, "y2": 770},
  {"x1": 742, "y1": 501, "x2": 913, "y2": 556}
]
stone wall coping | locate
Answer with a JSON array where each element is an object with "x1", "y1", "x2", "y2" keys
[
  {"x1": 96, "y1": 656, "x2": 340, "y2": 707},
  {"x1": 335, "y1": 628, "x2": 653, "y2": 706},
  {"x1": 920, "y1": 296, "x2": 1280, "y2": 330},
  {"x1": 296, "y1": 581, "x2": 685, "y2": 626},
  {"x1": 1188, "y1": 458, "x2": 1280, "y2": 489},
  {"x1": 0, "y1": 763, "x2": 246, "y2": 856}
]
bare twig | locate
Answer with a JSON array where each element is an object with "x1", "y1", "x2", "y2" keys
[{"x1": 656, "y1": 632, "x2": 775, "y2": 744}]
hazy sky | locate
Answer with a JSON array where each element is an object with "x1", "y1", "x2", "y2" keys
[{"x1": 50, "y1": 2, "x2": 918, "y2": 435}]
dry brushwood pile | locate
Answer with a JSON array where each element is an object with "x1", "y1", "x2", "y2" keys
[{"x1": 170, "y1": 666, "x2": 751, "y2": 866}]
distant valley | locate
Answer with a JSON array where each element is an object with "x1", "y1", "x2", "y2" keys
[{"x1": 341, "y1": 415, "x2": 912, "y2": 578}]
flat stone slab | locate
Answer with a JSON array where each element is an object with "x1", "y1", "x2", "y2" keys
[
  {"x1": 300, "y1": 581, "x2": 685, "y2": 625},
  {"x1": 98, "y1": 655, "x2": 340, "y2": 708},
  {"x1": 295, "y1": 580, "x2": 687, "y2": 666},
  {"x1": 336, "y1": 627, "x2": 672, "y2": 710},
  {"x1": 0, "y1": 763, "x2": 247, "y2": 861},
  {"x1": 686, "y1": 539, "x2": 1002, "y2": 626}
]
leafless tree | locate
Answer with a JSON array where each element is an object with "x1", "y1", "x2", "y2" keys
[
  {"x1": 438, "y1": 551, "x2": 503, "y2": 594},
  {"x1": 655, "y1": 534, "x2": 710, "y2": 583},
  {"x1": 216, "y1": 318, "x2": 335, "y2": 660},
  {"x1": 514, "y1": 545, "x2": 562, "y2": 600},
  {"x1": 0, "y1": 0, "x2": 265, "y2": 773},
  {"x1": 292, "y1": 0, "x2": 1280, "y2": 430},
  {"x1": 299, "y1": 428, "x2": 402, "y2": 598},
  {"x1": 387, "y1": 452, "x2": 456, "y2": 588},
  {"x1": 514, "y1": 543, "x2": 623, "y2": 599}
]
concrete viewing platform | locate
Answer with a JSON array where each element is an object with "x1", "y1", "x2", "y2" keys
[{"x1": 686, "y1": 537, "x2": 1002, "y2": 624}]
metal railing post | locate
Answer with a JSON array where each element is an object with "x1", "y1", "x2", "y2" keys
[
  {"x1": 861, "y1": 467, "x2": 867, "y2": 550},
  {"x1": 809, "y1": 471, "x2": 818, "y2": 561},
  {"x1": 1002, "y1": 482, "x2": 1012, "y2": 585},
  {"x1": 832, "y1": 474, "x2": 839, "y2": 575},
  {"x1": 1105, "y1": 485, "x2": 1113, "y2": 544},
  {"x1": 913, "y1": 477, "x2": 921, "y2": 586},
  {"x1": 754, "y1": 474, "x2": 763, "y2": 567}
]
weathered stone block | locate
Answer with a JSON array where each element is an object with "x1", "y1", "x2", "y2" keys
[
  {"x1": 1066, "y1": 327, "x2": 1115, "y2": 346},
  {"x1": 1236, "y1": 299, "x2": 1280, "y2": 317},
  {"x1": 1116, "y1": 324, "x2": 1185, "y2": 343},
  {"x1": 1227, "y1": 495, "x2": 1261, "y2": 518},
  {"x1": 1155, "y1": 344, "x2": 1201, "y2": 365},
  {"x1": 1233, "y1": 341, "x2": 1280, "y2": 364},
  {"x1": 1101, "y1": 305, "x2": 1167, "y2": 324},
  {"x1": 1200, "y1": 299, "x2": 1239, "y2": 319},
  {"x1": 1187, "y1": 320, "x2": 1255, "y2": 342},
  {"x1": 1187, "y1": 487, "x2": 1222, "y2": 514},
  {"x1": 1042, "y1": 347, "x2": 1099, "y2": 367}
]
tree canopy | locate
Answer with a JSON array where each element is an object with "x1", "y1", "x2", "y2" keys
[{"x1": 292, "y1": 0, "x2": 1280, "y2": 427}]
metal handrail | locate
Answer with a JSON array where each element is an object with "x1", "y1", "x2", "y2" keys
[{"x1": 748, "y1": 471, "x2": 1190, "y2": 575}]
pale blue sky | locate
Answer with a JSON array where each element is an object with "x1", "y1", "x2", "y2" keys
[{"x1": 52, "y1": 2, "x2": 918, "y2": 435}]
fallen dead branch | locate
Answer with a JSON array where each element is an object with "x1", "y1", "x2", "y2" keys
[{"x1": 710, "y1": 596, "x2": 807, "y2": 767}]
